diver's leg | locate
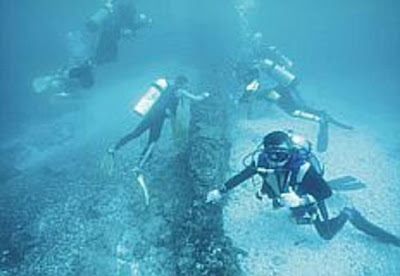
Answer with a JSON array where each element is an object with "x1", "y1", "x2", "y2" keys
[
  {"x1": 137, "y1": 142, "x2": 156, "y2": 170},
  {"x1": 287, "y1": 107, "x2": 328, "y2": 152},
  {"x1": 312, "y1": 201, "x2": 348, "y2": 240},
  {"x1": 344, "y1": 207, "x2": 400, "y2": 247},
  {"x1": 114, "y1": 117, "x2": 151, "y2": 151},
  {"x1": 291, "y1": 106, "x2": 353, "y2": 131},
  {"x1": 288, "y1": 108, "x2": 329, "y2": 152},
  {"x1": 136, "y1": 117, "x2": 165, "y2": 169},
  {"x1": 291, "y1": 109, "x2": 323, "y2": 122},
  {"x1": 313, "y1": 211, "x2": 349, "y2": 240}
]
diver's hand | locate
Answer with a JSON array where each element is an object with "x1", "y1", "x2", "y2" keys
[
  {"x1": 107, "y1": 147, "x2": 116, "y2": 157},
  {"x1": 121, "y1": 28, "x2": 135, "y2": 40},
  {"x1": 280, "y1": 187, "x2": 303, "y2": 208},
  {"x1": 206, "y1": 189, "x2": 222, "y2": 203}
]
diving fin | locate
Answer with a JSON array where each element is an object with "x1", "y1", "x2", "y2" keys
[
  {"x1": 345, "y1": 207, "x2": 400, "y2": 247},
  {"x1": 328, "y1": 116, "x2": 354, "y2": 130},
  {"x1": 317, "y1": 118, "x2": 328, "y2": 152},
  {"x1": 100, "y1": 154, "x2": 115, "y2": 176},
  {"x1": 135, "y1": 171, "x2": 150, "y2": 206},
  {"x1": 328, "y1": 176, "x2": 366, "y2": 191}
]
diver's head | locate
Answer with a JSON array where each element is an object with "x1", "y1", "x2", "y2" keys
[
  {"x1": 252, "y1": 31, "x2": 263, "y2": 47},
  {"x1": 263, "y1": 131, "x2": 293, "y2": 168},
  {"x1": 174, "y1": 75, "x2": 189, "y2": 88},
  {"x1": 253, "y1": 31, "x2": 263, "y2": 40}
]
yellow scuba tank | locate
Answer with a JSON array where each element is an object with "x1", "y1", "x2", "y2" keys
[{"x1": 132, "y1": 78, "x2": 169, "y2": 116}]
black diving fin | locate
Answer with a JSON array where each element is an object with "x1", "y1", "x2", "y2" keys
[
  {"x1": 324, "y1": 113, "x2": 354, "y2": 130},
  {"x1": 317, "y1": 119, "x2": 328, "y2": 153},
  {"x1": 328, "y1": 116, "x2": 354, "y2": 130},
  {"x1": 345, "y1": 207, "x2": 400, "y2": 247},
  {"x1": 327, "y1": 176, "x2": 366, "y2": 191},
  {"x1": 316, "y1": 113, "x2": 353, "y2": 153}
]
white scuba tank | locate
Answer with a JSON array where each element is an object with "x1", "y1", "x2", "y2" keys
[
  {"x1": 269, "y1": 64, "x2": 297, "y2": 87},
  {"x1": 260, "y1": 58, "x2": 297, "y2": 87},
  {"x1": 267, "y1": 46, "x2": 294, "y2": 69},
  {"x1": 132, "y1": 78, "x2": 169, "y2": 116}
]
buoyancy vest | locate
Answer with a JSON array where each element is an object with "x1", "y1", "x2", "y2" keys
[{"x1": 255, "y1": 132, "x2": 323, "y2": 199}]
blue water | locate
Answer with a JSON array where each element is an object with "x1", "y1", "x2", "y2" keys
[{"x1": 1, "y1": 0, "x2": 399, "y2": 275}]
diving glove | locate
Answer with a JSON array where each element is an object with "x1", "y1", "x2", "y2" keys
[
  {"x1": 206, "y1": 189, "x2": 222, "y2": 203},
  {"x1": 280, "y1": 187, "x2": 314, "y2": 208},
  {"x1": 107, "y1": 147, "x2": 116, "y2": 156}
]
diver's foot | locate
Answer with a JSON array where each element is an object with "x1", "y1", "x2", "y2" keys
[
  {"x1": 132, "y1": 166, "x2": 144, "y2": 176},
  {"x1": 318, "y1": 111, "x2": 328, "y2": 125}
]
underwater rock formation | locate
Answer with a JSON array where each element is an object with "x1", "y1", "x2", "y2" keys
[{"x1": 173, "y1": 66, "x2": 241, "y2": 276}]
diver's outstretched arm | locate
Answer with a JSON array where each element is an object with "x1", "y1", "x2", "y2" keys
[
  {"x1": 313, "y1": 201, "x2": 349, "y2": 240},
  {"x1": 178, "y1": 89, "x2": 209, "y2": 102},
  {"x1": 137, "y1": 142, "x2": 156, "y2": 169},
  {"x1": 290, "y1": 88, "x2": 308, "y2": 107}
]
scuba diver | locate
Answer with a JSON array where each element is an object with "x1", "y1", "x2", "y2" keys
[
  {"x1": 206, "y1": 130, "x2": 400, "y2": 246},
  {"x1": 106, "y1": 75, "x2": 209, "y2": 204},
  {"x1": 86, "y1": 0, "x2": 152, "y2": 65},
  {"x1": 236, "y1": 33, "x2": 352, "y2": 152},
  {"x1": 32, "y1": 59, "x2": 95, "y2": 97},
  {"x1": 32, "y1": 0, "x2": 152, "y2": 96}
]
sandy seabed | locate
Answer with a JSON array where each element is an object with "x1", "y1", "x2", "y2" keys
[{"x1": 223, "y1": 92, "x2": 400, "y2": 275}]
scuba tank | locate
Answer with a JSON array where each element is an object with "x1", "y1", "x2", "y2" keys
[
  {"x1": 260, "y1": 45, "x2": 297, "y2": 88},
  {"x1": 260, "y1": 58, "x2": 297, "y2": 88},
  {"x1": 267, "y1": 46, "x2": 294, "y2": 69},
  {"x1": 132, "y1": 78, "x2": 169, "y2": 116},
  {"x1": 86, "y1": 5, "x2": 113, "y2": 32},
  {"x1": 269, "y1": 63, "x2": 297, "y2": 88}
]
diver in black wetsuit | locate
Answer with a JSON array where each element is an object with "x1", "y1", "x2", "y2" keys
[
  {"x1": 236, "y1": 42, "x2": 353, "y2": 152},
  {"x1": 206, "y1": 131, "x2": 400, "y2": 246},
  {"x1": 87, "y1": 0, "x2": 152, "y2": 65},
  {"x1": 108, "y1": 75, "x2": 209, "y2": 169},
  {"x1": 33, "y1": 0, "x2": 152, "y2": 96}
]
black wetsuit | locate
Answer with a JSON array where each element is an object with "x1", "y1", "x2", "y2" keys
[
  {"x1": 271, "y1": 85, "x2": 324, "y2": 119},
  {"x1": 222, "y1": 151, "x2": 400, "y2": 245},
  {"x1": 221, "y1": 152, "x2": 350, "y2": 240},
  {"x1": 114, "y1": 83, "x2": 180, "y2": 151},
  {"x1": 67, "y1": 61, "x2": 94, "y2": 89},
  {"x1": 94, "y1": 0, "x2": 138, "y2": 64}
]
